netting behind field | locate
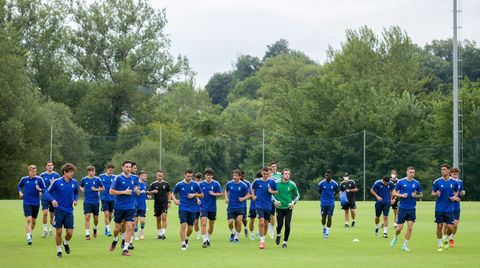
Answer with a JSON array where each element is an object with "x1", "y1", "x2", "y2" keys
[{"x1": 28, "y1": 127, "x2": 480, "y2": 201}]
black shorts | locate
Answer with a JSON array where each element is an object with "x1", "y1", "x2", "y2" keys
[
  {"x1": 154, "y1": 201, "x2": 169, "y2": 217},
  {"x1": 342, "y1": 200, "x2": 356, "y2": 210},
  {"x1": 391, "y1": 199, "x2": 399, "y2": 210}
]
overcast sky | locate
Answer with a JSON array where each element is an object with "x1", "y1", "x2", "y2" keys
[{"x1": 153, "y1": 0, "x2": 480, "y2": 87}]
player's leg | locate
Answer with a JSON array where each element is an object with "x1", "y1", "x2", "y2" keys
[
  {"x1": 92, "y1": 205, "x2": 99, "y2": 238},
  {"x1": 282, "y1": 209, "x2": 292, "y2": 247},
  {"x1": 161, "y1": 211, "x2": 168, "y2": 238},
  {"x1": 133, "y1": 214, "x2": 139, "y2": 240},
  {"x1": 62, "y1": 213, "x2": 74, "y2": 255},
  {"x1": 382, "y1": 204, "x2": 389, "y2": 237},
  {"x1": 109, "y1": 210, "x2": 124, "y2": 252},
  {"x1": 55, "y1": 227, "x2": 63, "y2": 257},
  {"x1": 185, "y1": 212, "x2": 194, "y2": 244},
  {"x1": 249, "y1": 209, "x2": 256, "y2": 240},
  {"x1": 242, "y1": 207, "x2": 248, "y2": 237},
  {"x1": 350, "y1": 208, "x2": 356, "y2": 227},
  {"x1": 276, "y1": 208, "x2": 285, "y2": 245},
  {"x1": 208, "y1": 213, "x2": 216, "y2": 237},
  {"x1": 25, "y1": 216, "x2": 33, "y2": 244},
  {"x1": 122, "y1": 220, "x2": 134, "y2": 256},
  {"x1": 344, "y1": 207, "x2": 350, "y2": 227},
  {"x1": 268, "y1": 204, "x2": 276, "y2": 239},
  {"x1": 41, "y1": 200, "x2": 49, "y2": 237},
  {"x1": 48, "y1": 204, "x2": 55, "y2": 236},
  {"x1": 84, "y1": 211, "x2": 91, "y2": 240},
  {"x1": 374, "y1": 203, "x2": 381, "y2": 236},
  {"x1": 200, "y1": 215, "x2": 208, "y2": 247},
  {"x1": 139, "y1": 213, "x2": 146, "y2": 239},
  {"x1": 227, "y1": 209, "x2": 235, "y2": 242},
  {"x1": 194, "y1": 214, "x2": 200, "y2": 240},
  {"x1": 233, "y1": 214, "x2": 242, "y2": 242}
]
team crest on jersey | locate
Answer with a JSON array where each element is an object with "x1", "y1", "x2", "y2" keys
[
  {"x1": 450, "y1": 184, "x2": 453, "y2": 188},
  {"x1": 441, "y1": 185, "x2": 444, "y2": 188},
  {"x1": 190, "y1": 186, "x2": 193, "y2": 190},
  {"x1": 238, "y1": 186, "x2": 241, "y2": 190},
  {"x1": 211, "y1": 186, "x2": 213, "y2": 190},
  {"x1": 72, "y1": 184, "x2": 74, "y2": 188},
  {"x1": 163, "y1": 185, "x2": 165, "y2": 189}
]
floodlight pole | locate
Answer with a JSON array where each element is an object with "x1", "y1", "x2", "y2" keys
[{"x1": 453, "y1": 0, "x2": 459, "y2": 168}]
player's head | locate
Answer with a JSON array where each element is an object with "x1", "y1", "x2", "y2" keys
[
  {"x1": 282, "y1": 168, "x2": 290, "y2": 181},
  {"x1": 382, "y1": 176, "x2": 390, "y2": 183},
  {"x1": 139, "y1": 170, "x2": 147, "y2": 181},
  {"x1": 61, "y1": 163, "x2": 76, "y2": 179},
  {"x1": 240, "y1": 170, "x2": 246, "y2": 180},
  {"x1": 325, "y1": 169, "x2": 333, "y2": 181},
  {"x1": 86, "y1": 166, "x2": 96, "y2": 177},
  {"x1": 156, "y1": 170, "x2": 165, "y2": 180},
  {"x1": 256, "y1": 171, "x2": 262, "y2": 179},
  {"x1": 440, "y1": 163, "x2": 450, "y2": 177},
  {"x1": 131, "y1": 162, "x2": 137, "y2": 174},
  {"x1": 232, "y1": 170, "x2": 242, "y2": 182},
  {"x1": 46, "y1": 161, "x2": 54, "y2": 172},
  {"x1": 122, "y1": 160, "x2": 133, "y2": 175},
  {"x1": 390, "y1": 169, "x2": 397, "y2": 179},
  {"x1": 406, "y1": 166, "x2": 415, "y2": 179},
  {"x1": 194, "y1": 172, "x2": 202, "y2": 182},
  {"x1": 343, "y1": 172, "x2": 349, "y2": 181},
  {"x1": 184, "y1": 168, "x2": 193, "y2": 182},
  {"x1": 204, "y1": 167, "x2": 214, "y2": 181},
  {"x1": 28, "y1": 165, "x2": 37, "y2": 176},
  {"x1": 270, "y1": 161, "x2": 278, "y2": 173},
  {"x1": 261, "y1": 166, "x2": 271, "y2": 180},
  {"x1": 106, "y1": 164, "x2": 114, "y2": 175},
  {"x1": 450, "y1": 167, "x2": 460, "y2": 179}
]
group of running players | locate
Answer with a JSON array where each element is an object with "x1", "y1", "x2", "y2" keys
[{"x1": 18, "y1": 160, "x2": 465, "y2": 257}]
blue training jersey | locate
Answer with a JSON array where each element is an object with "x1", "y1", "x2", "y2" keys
[
  {"x1": 80, "y1": 176, "x2": 103, "y2": 204},
  {"x1": 39, "y1": 171, "x2": 60, "y2": 195},
  {"x1": 226, "y1": 180, "x2": 249, "y2": 210},
  {"x1": 395, "y1": 178, "x2": 422, "y2": 209},
  {"x1": 372, "y1": 180, "x2": 394, "y2": 204},
  {"x1": 252, "y1": 178, "x2": 277, "y2": 210},
  {"x1": 136, "y1": 181, "x2": 147, "y2": 210},
  {"x1": 43, "y1": 177, "x2": 79, "y2": 214},
  {"x1": 432, "y1": 177, "x2": 459, "y2": 213},
  {"x1": 99, "y1": 173, "x2": 116, "y2": 201},
  {"x1": 173, "y1": 180, "x2": 202, "y2": 213},
  {"x1": 453, "y1": 179, "x2": 464, "y2": 210},
  {"x1": 318, "y1": 179, "x2": 339, "y2": 207},
  {"x1": 18, "y1": 176, "x2": 45, "y2": 205},
  {"x1": 200, "y1": 180, "x2": 222, "y2": 212},
  {"x1": 111, "y1": 174, "x2": 137, "y2": 210}
]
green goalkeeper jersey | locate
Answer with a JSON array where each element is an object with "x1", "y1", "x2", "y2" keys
[{"x1": 274, "y1": 180, "x2": 300, "y2": 209}]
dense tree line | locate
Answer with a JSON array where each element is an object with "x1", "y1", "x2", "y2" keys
[{"x1": 1, "y1": 0, "x2": 479, "y2": 200}]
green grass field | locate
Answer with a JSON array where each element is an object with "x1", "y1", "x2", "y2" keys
[{"x1": 2, "y1": 200, "x2": 479, "y2": 267}]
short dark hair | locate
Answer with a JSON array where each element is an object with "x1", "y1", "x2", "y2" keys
[
  {"x1": 440, "y1": 163, "x2": 450, "y2": 169},
  {"x1": 269, "y1": 160, "x2": 277, "y2": 166},
  {"x1": 46, "y1": 161, "x2": 54, "y2": 165},
  {"x1": 139, "y1": 170, "x2": 147, "y2": 175},
  {"x1": 282, "y1": 168, "x2": 290, "y2": 174},
  {"x1": 256, "y1": 171, "x2": 262, "y2": 178},
  {"x1": 204, "y1": 167, "x2": 214, "y2": 175},
  {"x1": 122, "y1": 160, "x2": 133, "y2": 167},
  {"x1": 450, "y1": 167, "x2": 460, "y2": 173},
  {"x1": 61, "y1": 163, "x2": 76, "y2": 175},
  {"x1": 156, "y1": 170, "x2": 165, "y2": 175},
  {"x1": 131, "y1": 162, "x2": 137, "y2": 167},
  {"x1": 232, "y1": 170, "x2": 242, "y2": 176},
  {"x1": 86, "y1": 166, "x2": 95, "y2": 172},
  {"x1": 406, "y1": 166, "x2": 415, "y2": 172},
  {"x1": 324, "y1": 169, "x2": 333, "y2": 178},
  {"x1": 184, "y1": 168, "x2": 193, "y2": 175},
  {"x1": 195, "y1": 172, "x2": 202, "y2": 179},
  {"x1": 262, "y1": 166, "x2": 271, "y2": 172},
  {"x1": 391, "y1": 169, "x2": 397, "y2": 173},
  {"x1": 106, "y1": 164, "x2": 115, "y2": 169}
]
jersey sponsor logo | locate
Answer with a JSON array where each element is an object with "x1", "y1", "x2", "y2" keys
[{"x1": 163, "y1": 185, "x2": 165, "y2": 189}]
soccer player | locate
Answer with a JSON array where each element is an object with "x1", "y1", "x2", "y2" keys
[
  {"x1": 248, "y1": 171, "x2": 262, "y2": 241},
  {"x1": 80, "y1": 166, "x2": 104, "y2": 240},
  {"x1": 199, "y1": 167, "x2": 223, "y2": 248},
  {"x1": 100, "y1": 164, "x2": 116, "y2": 237},
  {"x1": 340, "y1": 172, "x2": 358, "y2": 227},
  {"x1": 390, "y1": 169, "x2": 400, "y2": 228},
  {"x1": 448, "y1": 167, "x2": 465, "y2": 247},
  {"x1": 273, "y1": 168, "x2": 300, "y2": 248},
  {"x1": 318, "y1": 170, "x2": 339, "y2": 239},
  {"x1": 39, "y1": 161, "x2": 60, "y2": 238},
  {"x1": 193, "y1": 172, "x2": 202, "y2": 240},
  {"x1": 126, "y1": 162, "x2": 139, "y2": 249},
  {"x1": 147, "y1": 170, "x2": 171, "y2": 240},
  {"x1": 370, "y1": 176, "x2": 394, "y2": 238},
  {"x1": 432, "y1": 164, "x2": 459, "y2": 251},
  {"x1": 240, "y1": 170, "x2": 250, "y2": 238},
  {"x1": 18, "y1": 165, "x2": 44, "y2": 245},
  {"x1": 390, "y1": 166, "x2": 423, "y2": 252},
  {"x1": 252, "y1": 166, "x2": 278, "y2": 249},
  {"x1": 134, "y1": 171, "x2": 148, "y2": 240},
  {"x1": 171, "y1": 168, "x2": 204, "y2": 251},
  {"x1": 225, "y1": 170, "x2": 250, "y2": 243},
  {"x1": 108, "y1": 160, "x2": 138, "y2": 256},
  {"x1": 268, "y1": 161, "x2": 281, "y2": 238},
  {"x1": 42, "y1": 163, "x2": 79, "y2": 258}
]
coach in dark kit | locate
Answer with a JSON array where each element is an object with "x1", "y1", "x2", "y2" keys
[
  {"x1": 340, "y1": 172, "x2": 358, "y2": 227},
  {"x1": 148, "y1": 170, "x2": 171, "y2": 239}
]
